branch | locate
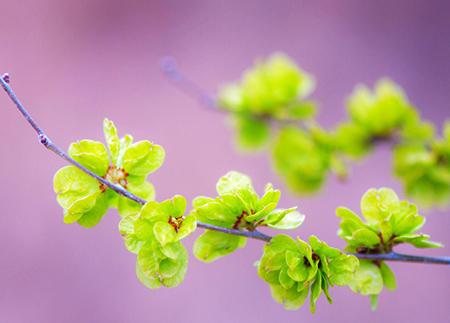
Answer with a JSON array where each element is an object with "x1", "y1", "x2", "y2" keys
[
  {"x1": 2, "y1": 73, "x2": 449, "y2": 265},
  {"x1": 352, "y1": 252, "x2": 450, "y2": 265},
  {"x1": 0, "y1": 74, "x2": 147, "y2": 205},
  {"x1": 199, "y1": 222, "x2": 271, "y2": 242},
  {"x1": 161, "y1": 57, "x2": 218, "y2": 111},
  {"x1": 0, "y1": 73, "x2": 266, "y2": 241}
]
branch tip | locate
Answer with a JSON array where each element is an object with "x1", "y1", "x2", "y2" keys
[
  {"x1": 1, "y1": 73, "x2": 10, "y2": 84},
  {"x1": 160, "y1": 56, "x2": 179, "y2": 78}
]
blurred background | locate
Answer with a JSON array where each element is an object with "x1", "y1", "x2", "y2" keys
[{"x1": 0, "y1": 0, "x2": 449, "y2": 322}]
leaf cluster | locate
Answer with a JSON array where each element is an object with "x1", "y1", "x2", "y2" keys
[
  {"x1": 49, "y1": 119, "x2": 445, "y2": 313},
  {"x1": 191, "y1": 171, "x2": 304, "y2": 262},
  {"x1": 216, "y1": 53, "x2": 449, "y2": 207},
  {"x1": 121, "y1": 195, "x2": 196, "y2": 288},
  {"x1": 218, "y1": 53, "x2": 316, "y2": 149},
  {"x1": 336, "y1": 188, "x2": 442, "y2": 308},
  {"x1": 54, "y1": 119, "x2": 164, "y2": 227},
  {"x1": 393, "y1": 122, "x2": 450, "y2": 206},
  {"x1": 257, "y1": 234, "x2": 358, "y2": 312}
]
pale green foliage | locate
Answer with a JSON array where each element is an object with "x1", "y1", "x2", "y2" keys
[
  {"x1": 193, "y1": 231, "x2": 247, "y2": 263},
  {"x1": 120, "y1": 195, "x2": 196, "y2": 289},
  {"x1": 136, "y1": 240, "x2": 188, "y2": 288},
  {"x1": 348, "y1": 260, "x2": 397, "y2": 310},
  {"x1": 216, "y1": 52, "x2": 449, "y2": 207},
  {"x1": 346, "y1": 79, "x2": 418, "y2": 137},
  {"x1": 192, "y1": 171, "x2": 304, "y2": 262},
  {"x1": 232, "y1": 115, "x2": 270, "y2": 150},
  {"x1": 43, "y1": 67, "x2": 447, "y2": 309},
  {"x1": 218, "y1": 53, "x2": 315, "y2": 117},
  {"x1": 337, "y1": 187, "x2": 442, "y2": 308},
  {"x1": 257, "y1": 234, "x2": 358, "y2": 312},
  {"x1": 53, "y1": 119, "x2": 163, "y2": 227},
  {"x1": 337, "y1": 188, "x2": 442, "y2": 251},
  {"x1": 393, "y1": 121, "x2": 450, "y2": 207},
  {"x1": 271, "y1": 126, "x2": 336, "y2": 194},
  {"x1": 218, "y1": 53, "x2": 316, "y2": 149},
  {"x1": 132, "y1": 195, "x2": 197, "y2": 246}
]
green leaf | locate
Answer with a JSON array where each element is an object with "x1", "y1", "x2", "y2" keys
[
  {"x1": 138, "y1": 200, "x2": 162, "y2": 222},
  {"x1": 216, "y1": 171, "x2": 255, "y2": 196},
  {"x1": 116, "y1": 134, "x2": 133, "y2": 167},
  {"x1": 177, "y1": 215, "x2": 197, "y2": 240},
  {"x1": 271, "y1": 126, "x2": 331, "y2": 194},
  {"x1": 153, "y1": 222, "x2": 177, "y2": 246},
  {"x1": 77, "y1": 190, "x2": 113, "y2": 228},
  {"x1": 193, "y1": 230, "x2": 246, "y2": 263},
  {"x1": 360, "y1": 188, "x2": 399, "y2": 224},
  {"x1": 334, "y1": 122, "x2": 370, "y2": 158},
  {"x1": 234, "y1": 115, "x2": 270, "y2": 149},
  {"x1": 393, "y1": 234, "x2": 443, "y2": 248},
  {"x1": 119, "y1": 215, "x2": 143, "y2": 254},
  {"x1": 321, "y1": 273, "x2": 333, "y2": 304},
  {"x1": 136, "y1": 241, "x2": 188, "y2": 289},
  {"x1": 53, "y1": 166, "x2": 110, "y2": 225},
  {"x1": 122, "y1": 141, "x2": 165, "y2": 177},
  {"x1": 192, "y1": 198, "x2": 238, "y2": 227},
  {"x1": 215, "y1": 171, "x2": 259, "y2": 214},
  {"x1": 68, "y1": 140, "x2": 109, "y2": 176},
  {"x1": 347, "y1": 79, "x2": 414, "y2": 137},
  {"x1": 370, "y1": 294, "x2": 379, "y2": 311},
  {"x1": 352, "y1": 228, "x2": 381, "y2": 247},
  {"x1": 379, "y1": 262, "x2": 396, "y2": 291},
  {"x1": 287, "y1": 101, "x2": 316, "y2": 120},
  {"x1": 349, "y1": 260, "x2": 383, "y2": 296},
  {"x1": 171, "y1": 195, "x2": 187, "y2": 217},
  {"x1": 54, "y1": 166, "x2": 100, "y2": 209},
  {"x1": 256, "y1": 183, "x2": 281, "y2": 211},
  {"x1": 328, "y1": 254, "x2": 359, "y2": 286},
  {"x1": 336, "y1": 207, "x2": 371, "y2": 241},
  {"x1": 267, "y1": 211, "x2": 305, "y2": 230},
  {"x1": 310, "y1": 273, "x2": 322, "y2": 313},
  {"x1": 134, "y1": 216, "x2": 154, "y2": 241},
  {"x1": 391, "y1": 202, "x2": 424, "y2": 236},
  {"x1": 63, "y1": 192, "x2": 100, "y2": 224},
  {"x1": 269, "y1": 283, "x2": 309, "y2": 311},
  {"x1": 103, "y1": 118, "x2": 120, "y2": 164},
  {"x1": 279, "y1": 268, "x2": 295, "y2": 290}
]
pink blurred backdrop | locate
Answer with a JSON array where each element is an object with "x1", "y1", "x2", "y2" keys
[{"x1": 1, "y1": 1, "x2": 449, "y2": 322}]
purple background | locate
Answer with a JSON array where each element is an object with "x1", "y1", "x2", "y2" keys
[{"x1": 1, "y1": 1, "x2": 449, "y2": 322}]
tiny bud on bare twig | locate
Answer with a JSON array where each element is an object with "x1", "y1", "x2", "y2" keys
[{"x1": 2, "y1": 73, "x2": 10, "y2": 84}]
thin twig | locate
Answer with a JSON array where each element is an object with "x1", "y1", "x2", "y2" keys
[
  {"x1": 352, "y1": 252, "x2": 450, "y2": 265},
  {"x1": 199, "y1": 222, "x2": 272, "y2": 242},
  {"x1": 0, "y1": 74, "x2": 146, "y2": 205},
  {"x1": 160, "y1": 57, "x2": 218, "y2": 111},
  {"x1": 1, "y1": 73, "x2": 449, "y2": 265},
  {"x1": 0, "y1": 73, "x2": 267, "y2": 241}
]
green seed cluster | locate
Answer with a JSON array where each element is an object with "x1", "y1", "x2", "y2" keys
[
  {"x1": 191, "y1": 171, "x2": 304, "y2": 262},
  {"x1": 257, "y1": 234, "x2": 358, "y2": 312},
  {"x1": 337, "y1": 188, "x2": 442, "y2": 308},
  {"x1": 51, "y1": 119, "x2": 444, "y2": 312},
  {"x1": 217, "y1": 53, "x2": 449, "y2": 207}
]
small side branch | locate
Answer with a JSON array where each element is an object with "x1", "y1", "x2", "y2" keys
[
  {"x1": 160, "y1": 57, "x2": 218, "y2": 111},
  {"x1": 2, "y1": 73, "x2": 449, "y2": 266}
]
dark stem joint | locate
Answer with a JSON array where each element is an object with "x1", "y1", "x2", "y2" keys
[
  {"x1": 2, "y1": 73, "x2": 10, "y2": 84},
  {"x1": 38, "y1": 133, "x2": 51, "y2": 146}
]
